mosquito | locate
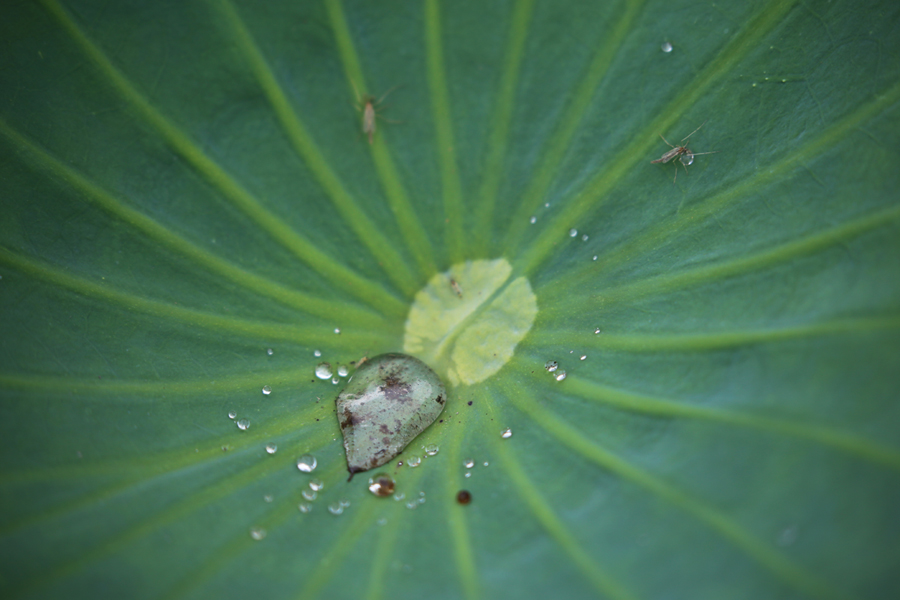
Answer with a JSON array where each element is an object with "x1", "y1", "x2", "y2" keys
[
  {"x1": 651, "y1": 121, "x2": 718, "y2": 182},
  {"x1": 352, "y1": 81, "x2": 400, "y2": 144}
]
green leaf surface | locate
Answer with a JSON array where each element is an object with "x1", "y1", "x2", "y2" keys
[{"x1": 2, "y1": 0, "x2": 899, "y2": 599}]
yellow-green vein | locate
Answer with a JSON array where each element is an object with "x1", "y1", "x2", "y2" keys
[
  {"x1": 444, "y1": 395, "x2": 479, "y2": 600},
  {"x1": 502, "y1": 0, "x2": 647, "y2": 254},
  {"x1": 212, "y1": 0, "x2": 419, "y2": 297},
  {"x1": 0, "y1": 117, "x2": 383, "y2": 326},
  {"x1": 0, "y1": 247, "x2": 383, "y2": 346},
  {"x1": 324, "y1": 0, "x2": 437, "y2": 278},
  {"x1": 472, "y1": 0, "x2": 536, "y2": 256},
  {"x1": 518, "y1": 0, "x2": 798, "y2": 277},
  {"x1": 509, "y1": 389, "x2": 855, "y2": 600},
  {"x1": 424, "y1": 0, "x2": 465, "y2": 264},
  {"x1": 40, "y1": 0, "x2": 406, "y2": 317}
]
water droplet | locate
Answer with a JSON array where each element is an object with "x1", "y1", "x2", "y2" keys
[
  {"x1": 339, "y1": 499, "x2": 351, "y2": 508},
  {"x1": 661, "y1": 41, "x2": 673, "y2": 53},
  {"x1": 328, "y1": 502, "x2": 344, "y2": 515},
  {"x1": 265, "y1": 443, "x2": 277, "y2": 455},
  {"x1": 262, "y1": 385, "x2": 271, "y2": 395},
  {"x1": 263, "y1": 494, "x2": 273, "y2": 503},
  {"x1": 545, "y1": 360, "x2": 558, "y2": 372},
  {"x1": 309, "y1": 478, "x2": 324, "y2": 491},
  {"x1": 569, "y1": 228, "x2": 578, "y2": 237},
  {"x1": 580, "y1": 355, "x2": 587, "y2": 361},
  {"x1": 424, "y1": 444, "x2": 439, "y2": 456},
  {"x1": 529, "y1": 216, "x2": 536, "y2": 224},
  {"x1": 368, "y1": 474, "x2": 396, "y2": 497},
  {"x1": 592, "y1": 255, "x2": 598, "y2": 261},
  {"x1": 377, "y1": 517, "x2": 388, "y2": 526},
  {"x1": 249, "y1": 527, "x2": 266, "y2": 540},
  {"x1": 267, "y1": 348, "x2": 274, "y2": 356},
  {"x1": 331, "y1": 376, "x2": 340, "y2": 385},
  {"x1": 464, "y1": 472, "x2": 471, "y2": 478},
  {"x1": 337, "y1": 365, "x2": 349, "y2": 377},
  {"x1": 544, "y1": 202, "x2": 550, "y2": 208},
  {"x1": 456, "y1": 490, "x2": 472, "y2": 505},
  {"x1": 302, "y1": 489, "x2": 317, "y2": 501},
  {"x1": 501, "y1": 428, "x2": 513, "y2": 439},
  {"x1": 407, "y1": 456, "x2": 421, "y2": 468},
  {"x1": 228, "y1": 411, "x2": 237, "y2": 419},
  {"x1": 594, "y1": 327, "x2": 601, "y2": 334},
  {"x1": 555, "y1": 370, "x2": 567, "y2": 381},
  {"x1": 334, "y1": 328, "x2": 341, "y2": 335},
  {"x1": 315, "y1": 362, "x2": 333, "y2": 379},
  {"x1": 236, "y1": 418, "x2": 250, "y2": 431},
  {"x1": 298, "y1": 502, "x2": 312, "y2": 513},
  {"x1": 682, "y1": 153, "x2": 694, "y2": 166},
  {"x1": 581, "y1": 234, "x2": 589, "y2": 241},
  {"x1": 393, "y1": 492, "x2": 406, "y2": 501},
  {"x1": 296, "y1": 454, "x2": 317, "y2": 473},
  {"x1": 406, "y1": 501, "x2": 419, "y2": 510},
  {"x1": 313, "y1": 349, "x2": 322, "y2": 357},
  {"x1": 464, "y1": 459, "x2": 474, "y2": 468},
  {"x1": 483, "y1": 461, "x2": 489, "y2": 467}
]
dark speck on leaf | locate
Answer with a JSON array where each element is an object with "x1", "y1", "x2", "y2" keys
[
  {"x1": 456, "y1": 490, "x2": 471, "y2": 505},
  {"x1": 467, "y1": 401, "x2": 472, "y2": 406}
]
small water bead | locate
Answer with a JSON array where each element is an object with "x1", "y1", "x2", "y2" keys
[
  {"x1": 581, "y1": 234, "x2": 589, "y2": 242},
  {"x1": 393, "y1": 492, "x2": 406, "y2": 501},
  {"x1": 313, "y1": 349, "x2": 322, "y2": 357},
  {"x1": 580, "y1": 355, "x2": 587, "y2": 361},
  {"x1": 424, "y1": 444, "x2": 439, "y2": 456},
  {"x1": 331, "y1": 376, "x2": 340, "y2": 385},
  {"x1": 263, "y1": 494, "x2": 273, "y2": 503},
  {"x1": 339, "y1": 499, "x2": 351, "y2": 508},
  {"x1": 267, "y1": 348, "x2": 274, "y2": 356},
  {"x1": 368, "y1": 474, "x2": 396, "y2": 497},
  {"x1": 328, "y1": 502, "x2": 344, "y2": 515},
  {"x1": 377, "y1": 517, "x2": 388, "y2": 526},
  {"x1": 545, "y1": 360, "x2": 558, "y2": 373},
  {"x1": 661, "y1": 41, "x2": 673, "y2": 53},
  {"x1": 262, "y1": 385, "x2": 271, "y2": 395},
  {"x1": 236, "y1": 418, "x2": 250, "y2": 431},
  {"x1": 315, "y1": 363, "x2": 333, "y2": 380},
  {"x1": 228, "y1": 411, "x2": 237, "y2": 420},
  {"x1": 592, "y1": 255, "x2": 598, "y2": 261},
  {"x1": 406, "y1": 501, "x2": 419, "y2": 510},
  {"x1": 407, "y1": 456, "x2": 422, "y2": 468},
  {"x1": 265, "y1": 443, "x2": 277, "y2": 455},
  {"x1": 464, "y1": 472, "x2": 471, "y2": 478},
  {"x1": 483, "y1": 461, "x2": 489, "y2": 467},
  {"x1": 298, "y1": 502, "x2": 312, "y2": 513},
  {"x1": 337, "y1": 365, "x2": 349, "y2": 377},
  {"x1": 302, "y1": 489, "x2": 317, "y2": 501},
  {"x1": 296, "y1": 454, "x2": 318, "y2": 473},
  {"x1": 334, "y1": 328, "x2": 341, "y2": 335},
  {"x1": 529, "y1": 216, "x2": 536, "y2": 224},
  {"x1": 594, "y1": 327, "x2": 601, "y2": 334},
  {"x1": 569, "y1": 228, "x2": 578, "y2": 237},
  {"x1": 309, "y1": 479, "x2": 324, "y2": 491},
  {"x1": 464, "y1": 459, "x2": 474, "y2": 468},
  {"x1": 501, "y1": 428, "x2": 513, "y2": 439},
  {"x1": 249, "y1": 527, "x2": 266, "y2": 540},
  {"x1": 555, "y1": 370, "x2": 567, "y2": 381}
]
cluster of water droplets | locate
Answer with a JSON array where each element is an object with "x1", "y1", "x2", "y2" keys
[
  {"x1": 462, "y1": 457, "x2": 491, "y2": 479},
  {"x1": 544, "y1": 359, "x2": 567, "y2": 381},
  {"x1": 297, "y1": 479, "x2": 323, "y2": 514}
]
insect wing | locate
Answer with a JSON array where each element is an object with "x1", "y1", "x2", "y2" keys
[{"x1": 651, "y1": 147, "x2": 681, "y2": 164}]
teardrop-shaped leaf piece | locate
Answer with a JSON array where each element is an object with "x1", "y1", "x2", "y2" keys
[{"x1": 336, "y1": 353, "x2": 446, "y2": 479}]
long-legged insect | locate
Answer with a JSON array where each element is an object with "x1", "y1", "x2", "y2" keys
[
  {"x1": 651, "y1": 121, "x2": 718, "y2": 182},
  {"x1": 352, "y1": 82, "x2": 400, "y2": 144}
]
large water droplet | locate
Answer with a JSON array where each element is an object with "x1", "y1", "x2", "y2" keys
[
  {"x1": 368, "y1": 474, "x2": 396, "y2": 497},
  {"x1": 262, "y1": 385, "x2": 271, "y2": 395},
  {"x1": 265, "y1": 443, "x2": 277, "y2": 455},
  {"x1": 407, "y1": 456, "x2": 422, "y2": 468},
  {"x1": 501, "y1": 428, "x2": 512, "y2": 439},
  {"x1": 296, "y1": 454, "x2": 317, "y2": 473},
  {"x1": 236, "y1": 418, "x2": 250, "y2": 431},
  {"x1": 569, "y1": 228, "x2": 578, "y2": 237},
  {"x1": 309, "y1": 478, "x2": 324, "y2": 491},
  {"x1": 336, "y1": 353, "x2": 445, "y2": 479},
  {"x1": 424, "y1": 444, "x2": 439, "y2": 456},
  {"x1": 249, "y1": 527, "x2": 266, "y2": 540},
  {"x1": 315, "y1": 363, "x2": 333, "y2": 380}
]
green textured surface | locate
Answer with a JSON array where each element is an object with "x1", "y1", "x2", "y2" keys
[{"x1": 1, "y1": 0, "x2": 899, "y2": 599}]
